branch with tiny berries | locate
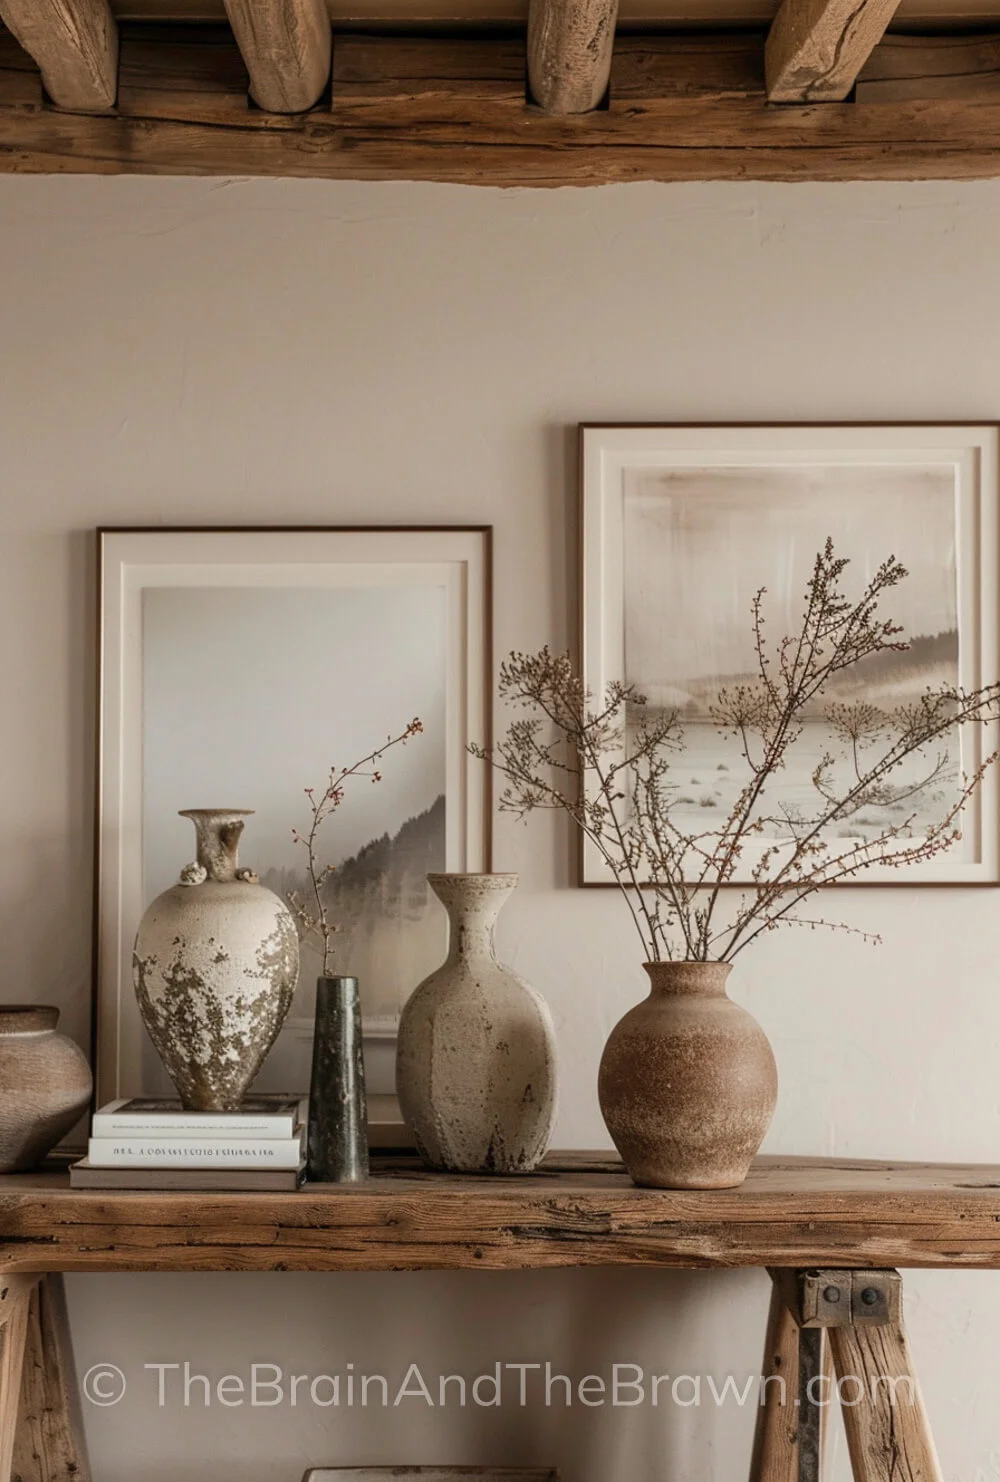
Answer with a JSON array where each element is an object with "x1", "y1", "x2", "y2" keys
[
  {"x1": 289, "y1": 719, "x2": 424, "y2": 976},
  {"x1": 472, "y1": 540, "x2": 1000, "y2": 964}
]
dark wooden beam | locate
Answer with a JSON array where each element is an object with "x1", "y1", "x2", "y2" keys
[
  {"x1": 3, "y1": 27, "x2": 1000, "y2": 183},
  {"x1": 857, "y1": 31, "x2": 1000, "y2": 98}
]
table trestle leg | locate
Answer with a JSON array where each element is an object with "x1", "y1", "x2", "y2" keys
[
  {"x1": 10, "y1": 1274, "x2": 91, "y2": 1482},
  {"x1": 760, "y1": 1267, "x2": 942, "y2": 1482},
  {"x1": 0, "y1": 1274, "x2": 40, "y2": 1482},
  {"x1": 749, "y1": 1280, "x2": 831, "y2": 1482}
]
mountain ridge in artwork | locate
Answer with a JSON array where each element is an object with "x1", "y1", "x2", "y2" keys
[{"x1": 262, "y1": 793, "x2": 447, "y2": 1022}]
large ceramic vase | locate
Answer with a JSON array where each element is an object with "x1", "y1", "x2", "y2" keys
[
  {"x1": 0, "y1": 1006, "x2": 92, "y2": 1171},
  {"x1": 133, "y1": 809, "x2": 299, "y2": 1112},
  {"x1": 396, "y1": 873, "x2": 557, "y2": 1174},
  {"x1": 598, "y1": 962, "x2": 777, "y2": 1189}
]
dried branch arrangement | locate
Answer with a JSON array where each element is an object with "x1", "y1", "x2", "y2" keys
[
  {"x1": 473, "y1": 542, "x2": 1000, "y2": 963},
  {"x1": 289, "y1": 719, "x2": 424, "y2": 976}
]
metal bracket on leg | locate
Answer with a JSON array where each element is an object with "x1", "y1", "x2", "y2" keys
[
  {"x1": 797, "y1": 1326, "x2": 824, "y2": 1482},
  {"x1": 767, "y1": 1267, "x2": 901, "y2": 1329}
]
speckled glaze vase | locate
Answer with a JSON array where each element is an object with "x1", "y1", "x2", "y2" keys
[
  {"x1": 598, "y1": 962, "x2": 777, "y2": 1190},
  {"x1": 133, "y1": 810, "x2": 299, "y2": 1112},
  {"x1": 0, "y1": 1006, "x2": 92, "y2": 1171},
  {"x1": 396, "y1": 873, "x2": 557, "y2": 1174}
]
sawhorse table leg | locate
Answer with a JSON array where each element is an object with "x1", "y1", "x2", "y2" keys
[
  {"x1": 750, "y1": 1267, "x2": 943, "y2": 1482},
  {"x1": 0, "y1": 1274, "x2": 91, "y2": 1482}
]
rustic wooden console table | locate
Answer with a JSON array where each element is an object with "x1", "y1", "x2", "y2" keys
[{"x1": 2, "y1": 1151, "x2": 998, "y2": 1482}]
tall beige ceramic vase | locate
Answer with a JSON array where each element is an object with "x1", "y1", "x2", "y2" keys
[
  {"x1": 598, "y1": 961, "x2": 777, "y2": 1189},
  {"x1": 396, "y1": 873, "x2": 557, "y2": 1174},
  {"x1": 133, "y1": 809, "x2": 299, "y2": 1112}
]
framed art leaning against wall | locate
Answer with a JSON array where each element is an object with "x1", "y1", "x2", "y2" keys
[
  {"x1": 96, "y1": 526, "x2": 491, "y2": 1105},
  {"x1": 580, "y1": 422, "x2": 1000, "y2": 887}
]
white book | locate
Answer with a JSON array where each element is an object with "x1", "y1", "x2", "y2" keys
[
  {"x1": 91, "y1": 1096, "x2": 306, "y2": 1139},
  {"x1": 87, "y1": 1135, "x2": 305, "y2": 1169}
]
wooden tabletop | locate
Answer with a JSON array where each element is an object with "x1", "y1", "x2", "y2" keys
[{"x1": 2, "y1": 1153, "x2": 1000, "y2": 1274}]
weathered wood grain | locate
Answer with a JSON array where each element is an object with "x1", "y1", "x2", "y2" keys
[
  {"x1": 857, "y1": 31, "x2": 1000, "y2": 99},
  {"x1": 527, "y1": 0, "x2": 619, "y2": 112},
  {"x1": 829, "y1": 1319, "x2": 944, "y2": 1481},
  {"x1": 11, "y1": 1276, "x2": 91, "y2": 1482},
  {"x1": 0, "y1": 1276, "x2": 38, "y2": 1482},
  {"x1": 749, "y1": 1283, "x2": 800, "y2": 1482},
  {"x1": 1, "y1": 1157, "x2": 1000, "y2": 1275},
  {"x1": 0, "y1": 0, "x2": 117, "y2": 110},
  {"x1": 117, "y1": 24, "x2": 252, "y2": 120},
  {"x1": 0, "y1": 30, "x2": 41, "y2": 108},
  {"x1": 224, "y1": 0, "x2": 331, "y2": 112},
  {"x1": 3, "y1": 29, "x2": 1000, "y2": 182},
  {"x1": 765, "y1": 0, "x2": 901, "y2": 101}
]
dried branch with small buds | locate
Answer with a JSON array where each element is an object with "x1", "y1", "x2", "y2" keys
[
  {"x1": 289, "y1": 719, "x2": 424, "y2": 976},
  {"x1": 471, "y1": 540, "x2": 1000, "y2": 964}
]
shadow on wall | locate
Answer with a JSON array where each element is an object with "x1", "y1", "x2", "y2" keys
[{"x1": 67, "y1": 1266, "x2": 770, "y2": 1482}]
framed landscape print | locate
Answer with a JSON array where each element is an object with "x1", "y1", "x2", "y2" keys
[
  {"x1": 96, "y1": 527, "x2": 491, "y2": 1104},
  {"x1": 580, "y1": 423, "x2": 1000, "y2": 886}
]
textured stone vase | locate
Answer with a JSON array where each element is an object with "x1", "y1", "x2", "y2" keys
[
  {"x1": 396, "y1": 873, "x2": 557, "y2": 1174},
  {"x1": 598, "y1": 962, "x2": 777, "y2": 1189},
  {"x1": 133, "y1": 809, "x2": 299, "y2": 1112},
  {"x1": 0, "y1": 1006, "x2": 92, "y2": 1172}
]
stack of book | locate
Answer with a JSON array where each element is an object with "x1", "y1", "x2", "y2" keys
[{"x1": 70, "y1": 1094, "x2": 308, "y2": 1191}]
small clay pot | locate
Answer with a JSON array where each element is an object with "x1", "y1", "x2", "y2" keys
[
  {"x1": 598, "y1": 961, "x2": 777, "y2": 1189},
  {"x1": 0, "y1": 1006, "x2": 92, "y2": 1172}
]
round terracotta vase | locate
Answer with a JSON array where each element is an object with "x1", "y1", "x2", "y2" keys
[
  {"x1": 598, "y1": 961, "x2": 777, "y2": 1190},
  {"x1": 396, "y1": 873, "x2": 557, "y2": 1174},
  {"x1": 133, "y1": 809, "x2": 299, "y2": 1112},
  {"x1": 0, "y1": 1006, "x2": 92, "y2": 1172}
]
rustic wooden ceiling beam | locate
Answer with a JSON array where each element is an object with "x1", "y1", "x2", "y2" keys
[
  {"x1": 527, "y1": 0, "x2": 619, "y2": 111},
  {"x1": 0, "y1": 0, "x2": 118, "y2": 110},
  {"x1": 765, "y1": 0, "x2": 903, "y2": 100},
  {"x1": 4, "y1": 29, "x2": 1000, "y2": 181},
  {"x1": 222, "y1": 0, "x2": 331, "y2": 112}
]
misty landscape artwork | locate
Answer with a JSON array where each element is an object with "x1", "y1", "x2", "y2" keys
[
  {"x1": 142, "y1": 584, "x2": 448, "y2": 1090},
  {"x1": 623, "y1": 462, "x2": 963, "y2": 857}
]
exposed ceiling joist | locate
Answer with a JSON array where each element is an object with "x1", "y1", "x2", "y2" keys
[
  {"x1": 527, "y1": 0, "x2": 619, "y2": 111},
  {"x1": 765, "y1": 0, "x2": 903, "y2": 100},
  {"x1": 0, "y1": 0, "x2": 118, "y2": 109},
  {"x1": 223, "y1": 0, "x2": 331, "y2": 112}
]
